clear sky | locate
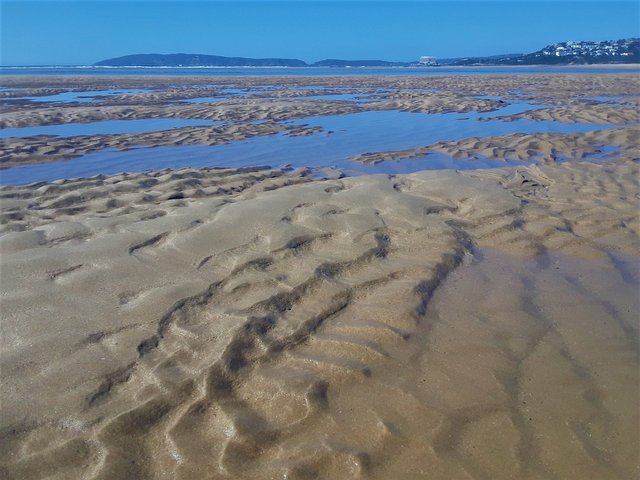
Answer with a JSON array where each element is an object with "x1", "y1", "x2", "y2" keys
[{"x1": 1, "y1": 1, "x2": 638, "y2": 65}]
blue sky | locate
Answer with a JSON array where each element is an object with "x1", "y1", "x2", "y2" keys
[{"x1": 1, "y1": 1, "x2": 638, "y2": 65}]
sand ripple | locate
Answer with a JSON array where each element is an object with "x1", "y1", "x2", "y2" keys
[
  {"x1": 351, "y1": 126, "x2": 640, "y2": 165},
  {"x1": 1, "y1": 160, "x2": 638, "y2": 479}
]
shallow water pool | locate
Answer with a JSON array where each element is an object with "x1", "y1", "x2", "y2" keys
[
  {"x1": 0, "y1": 118, "x2": 222, "y2": 139},
  {"x1": 0, "y1": 99, "x2": 622, "y2": 185},
  {"x1": 7, "y1": 88, "x2": 153, "y2": 104}
]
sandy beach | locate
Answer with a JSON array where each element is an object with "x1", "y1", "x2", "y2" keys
[{"x1": 1, "y1": 74, "x2": 639, "y2": 479}]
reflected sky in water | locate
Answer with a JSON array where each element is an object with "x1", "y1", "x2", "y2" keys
[{"x1": 0, "y1": 98, "x2": 619, "y2": 185}]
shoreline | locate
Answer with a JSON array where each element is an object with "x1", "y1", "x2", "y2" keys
[{"x1": 2, "y1": 63, "x2": 640, "y2": 69}]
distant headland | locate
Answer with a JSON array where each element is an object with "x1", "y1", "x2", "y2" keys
[
  {"x1": 94, "y1": 53, "x2": 411, "y2": 68},
  {"x1": 95, "y1": 38, "x2": 639, "y2": 67},
  {"x1": 95, "y1": 54, "x2": 307, "y2": 68}
]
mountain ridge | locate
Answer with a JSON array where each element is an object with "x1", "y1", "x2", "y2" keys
[
  {"x1": 94, "y1": 53, "x2": 307, "y2": 67},
  {"x1": 94, "y1": 38, "x2": 640, "y2": 67}
]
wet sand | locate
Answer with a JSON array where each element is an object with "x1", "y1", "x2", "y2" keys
[
  {"x1": 0, "y1": 122, "x2": 321, "y2": 169},
  {"x1": 2, "y1": 73, "x2": 638, "y2": 172},
  {"x1": 1, "y1": 159, "x2": 638, "y2": 479},
  {"x1": 1, "y1": 74, "x2": 639, "y2": 479},
  {"x1": 482, "y1": 104, "x2": 639, "y2": 124},
  {"x1": 351, "y1": 126, "x2": 640, "y2": 165}
]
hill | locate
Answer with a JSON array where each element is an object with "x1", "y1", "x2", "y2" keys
[
  {"x1": 94, "y1": 53, "x2": 307, "y2": 67},
  {"x1": 94, "y1": 38, "x2": 640, "y2": 68},
  {"x1": 449, "y1": 38, "x2": 639, "y2": 66}
]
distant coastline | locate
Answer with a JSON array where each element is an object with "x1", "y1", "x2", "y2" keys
[
  {"x1": 2, "y1": 64, "x2": 640, "y2": 70},
  {"x1": 2, "y1": 64, "x2": 639, "y2": 80},
  {"x1": 90, "y1": 38, "x2": 639, "y2": 68},
  {"x1": 1, "y1": 64, "x2": 639, "y2": 71}
]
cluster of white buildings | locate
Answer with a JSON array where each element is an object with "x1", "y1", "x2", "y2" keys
[{"x1": 540, "y1": 39, "x2": 637, "y2": 58}]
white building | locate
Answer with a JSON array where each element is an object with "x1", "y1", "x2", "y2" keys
[{"x1": 419, "y1": 56, "x2": 437, "y2": 66}]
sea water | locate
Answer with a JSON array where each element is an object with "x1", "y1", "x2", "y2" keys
[{"x1": 0, "y1": 100, "x2": 619, "y2": 185}]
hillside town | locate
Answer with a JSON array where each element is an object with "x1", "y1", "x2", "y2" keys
[
  {"x1": 537, "y1": 38, "x2": 638, "y2": 58},
  {"x1": 447, "y1": 37, "x2": 639, "y2": 66}
]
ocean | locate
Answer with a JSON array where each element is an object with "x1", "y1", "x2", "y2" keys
[{"x1": 1, "y1": 65, "x2": 638, "y2": 76}]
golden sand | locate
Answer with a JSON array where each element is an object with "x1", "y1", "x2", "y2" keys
[
  {"x1": 1, "y1": 160, "x2": 638, "y2": 479},
  {"x1": 0, "y1": 74, "x2": 638, "y2": 479}
]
